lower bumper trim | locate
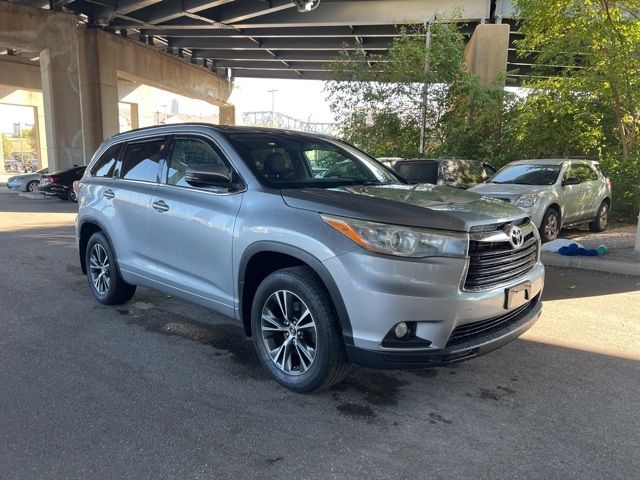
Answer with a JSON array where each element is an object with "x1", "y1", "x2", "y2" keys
[{"x1": 345, "y1": 298, "x2": 542, "y2": 369}]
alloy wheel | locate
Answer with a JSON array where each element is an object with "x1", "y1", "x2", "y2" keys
[
  {"x1": 260, "y1": 290, "x2": 318, "y2": 375},
  {"x1": 28, "y1": 182, "x2": 38, "y2": 192},
  {"x1": 545, "y1": 214, "x2": 559, "y2": 241},
  {"x1": 89, "y1": 244, "x2": 111, "y2": 295},
  {"x1": 599, "y1": 204, "x2": 608, "y2": 228}
]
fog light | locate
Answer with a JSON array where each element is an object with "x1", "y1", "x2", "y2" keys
[{"x1": 394, "y1": 322, "x2": 409, "y2": 338}]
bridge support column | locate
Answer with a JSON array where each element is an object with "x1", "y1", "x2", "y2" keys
[
  {"x1": 219, "y1": 104, "x2": 236, "y2": 125},
  {"x1": 465, "y1": 23, "x2": 510, "y2": 88}
]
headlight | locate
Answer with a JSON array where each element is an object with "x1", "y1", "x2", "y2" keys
[
  {"x1": 514, "y1": 193, "x2": 540, "y2": 208},
  {"x1": 321, "y1": 214, "x2": 468, "y2": 258}
]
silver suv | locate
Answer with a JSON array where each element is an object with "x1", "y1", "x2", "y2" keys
[
  {"x1": 76, "y1": 124, "x2": 544, "y2": 392},
  {"x1": 470, "y1": 159, "x2": 612, "y2": 242}
]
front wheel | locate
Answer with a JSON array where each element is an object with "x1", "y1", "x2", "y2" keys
[
  {"x1": 68, "y1": 188, "x2": 78, "y2": 202},
  {"x1": 589, "y1": 201, "x2": 609, "y2": 232},
  {"x1": 540, "y1": 208, "x2": 561, "y2": 243},
  {"x1": 26, "y1": 180, "x2": 39, "y2": 192},
  {"x1": 85, "y1": 232, "x2": 136, "y2": 305},
  {"x1": 251, "y1": 267, "x2": 350, "y2": 392}
]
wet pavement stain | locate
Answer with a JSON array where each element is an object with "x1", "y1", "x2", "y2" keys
[
  {"x1": 336, "y1": 402, "x2": 376, "y2": 419},
  {"x1": 470, "y1": 385, "x2": 517, "y2": 402},
  {"x1": 413, "y1": 369, "x2": 438, "y2": 378},
  {"x1": 114, "y1": 305, "x2": 268, "y2": 381},
  {"x1": 428, "y1": 412, "x2": 452, "y2": 425},
  {"x1": 331, "y1": 370, "x2": 409, "y2": 407},
  {"x1": 265, "y1": 456, "x2": 284, "y2": 465}
]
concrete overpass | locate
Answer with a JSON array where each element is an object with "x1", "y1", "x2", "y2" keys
[
  {"x1": 0, "y1": 1, "x2": 235, "y2": 171},
  {"x1": 1, "y1": 0, "x2": 522, "y2": 171}
]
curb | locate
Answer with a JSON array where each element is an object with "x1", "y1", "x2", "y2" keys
[
  {"x1": 17, "y1": 192, "x2": 58, "y2": 201},
  {"x1": 541, "y1": 252, "x2": 640, "y2": 277}
]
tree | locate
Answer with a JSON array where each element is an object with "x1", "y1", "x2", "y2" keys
[{"x1": 324, "y1": 20, "x2": 476, "y2": 158}]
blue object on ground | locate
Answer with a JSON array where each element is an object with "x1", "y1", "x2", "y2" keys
[
  {"x1": 596, "y1": 244, "x2": 608, "y2": 255},
  {"x1": 558, "y1": 243, "x2": 598, "y2": 257}
]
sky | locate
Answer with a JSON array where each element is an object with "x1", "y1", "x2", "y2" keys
[{"x1": 228, "y1": 78, "x2": 335, "y2": 124}]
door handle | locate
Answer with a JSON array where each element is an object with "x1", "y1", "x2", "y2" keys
[
  {"x1": 152, "y1": 200, "x2": 170, "y2": 213},
  {"x1": 103, "y1": 189, "x2": 115, "y2": 199}
]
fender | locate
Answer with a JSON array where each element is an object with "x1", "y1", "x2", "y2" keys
[
  {"x1": 77, "y1": 216, "x2": 120, "y2": 276},
  {"x1": 238, "y1": 241, "x2": 354, "y2": 345}
]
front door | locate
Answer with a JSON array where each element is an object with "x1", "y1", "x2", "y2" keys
[
  {"x1": 561, "y1": 164, "x2": 588, "y2": 223},
  {"x1": 151, "y1": 135, "x2": 243, "y2": 316}
]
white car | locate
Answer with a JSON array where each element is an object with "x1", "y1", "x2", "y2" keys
[{"x1": 470, "y1": 159, "x2": 612, "y2": 242}]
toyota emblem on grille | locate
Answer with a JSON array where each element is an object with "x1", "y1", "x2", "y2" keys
[{"x1": 509, "y1": 225, "x2": 525, "y2": 249}]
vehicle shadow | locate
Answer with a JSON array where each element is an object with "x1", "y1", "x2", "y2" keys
[{"x1": 542, "y1": 265, "x2": 639, "y2": 300}]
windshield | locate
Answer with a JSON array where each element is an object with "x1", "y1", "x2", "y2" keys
[
  {"x1": 489, "y1": 164, "x2": 562, "y2": 186},
  {"x1": 225, "y1": 132, "x2": 401, "y2": 189},
  {"x1": 439, "y1": 159, "x2": 487, "y2": 187}
]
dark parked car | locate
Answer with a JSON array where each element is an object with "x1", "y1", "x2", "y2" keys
[
  {"x1": 39, "y1": 166, "x2": 86, "y2": 201},
  {"x1": 380, "y1": 158, "x2": 496, "y2": 189}
]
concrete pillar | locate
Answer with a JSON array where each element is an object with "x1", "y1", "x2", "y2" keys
[
  {"x1": 40, "y1": 48, "x2": 85, "y2": 169},
  {"x1": 219, "y1": 104, "x2": 236, "y2": 125},
  {"x1": 465, "y1": 23, "x2": 510, "y2": 88}
]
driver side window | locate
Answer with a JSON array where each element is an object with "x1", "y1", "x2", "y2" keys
[{"x1": 167, "y1": 138, "x2": 228, "y2": 188}]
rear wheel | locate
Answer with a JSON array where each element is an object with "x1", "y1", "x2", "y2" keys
[
  {"x1": 251, "y1": 267, "x2": 350, "y2": 392},
  {"x1": 540, "y1": 208, "x2": 560, "y2": 243},
  {"x1": 26, "y1": 180, "x2": 39, "y2": 192},
  {"x1": 85, "y1": 232, "x2": 136, "y2": 305},
  {"x1": 68, "y1": 189, "x2": 78, "y2": 202},
  {"x1": 589, "y1": 201, "x2": 609, "y2": 232}
]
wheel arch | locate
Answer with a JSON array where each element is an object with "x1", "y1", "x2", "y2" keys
[
  {"x1": 238, "y1": 241, "x2": 353, "y2": 345},
  {"x1": 78, "y1": 217, "x2": 117, "y2": 275}
]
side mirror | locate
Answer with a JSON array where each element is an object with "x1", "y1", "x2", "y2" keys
[
  {"x1": 562, "y1": 177, "x2": 580, "y2": 186},
  {"x1": 185, "y1": 163, "x2": 233, "y2": 189}
]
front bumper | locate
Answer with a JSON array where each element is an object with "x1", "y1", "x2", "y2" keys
[
  {"x1": 345, "y1": 294, "x2": 542, "y2": 368},
  {"x1": 7, "y1": 182, "x2": 23, "y2": 191},
  {"x1": 323, "y1": 249, "x2": 544, "y2": 368}
]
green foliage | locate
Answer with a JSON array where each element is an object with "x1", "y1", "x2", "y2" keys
[{"x1": 324, "y1": 20, "x2": 473, "y2": 158}]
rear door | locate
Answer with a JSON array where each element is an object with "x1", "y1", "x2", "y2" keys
[
  {"x1": 151, "y1": 135, "x2": 243, "y2": 315},
  {"x1": 82, "y1": 142, "x2": 122, "y2": 211},
  {"x1": 561, "y1": 163, "x2": 589, "y2": 222},
  {"x1": 109, "y1": 137, "x2": 167, "y2": 279}
]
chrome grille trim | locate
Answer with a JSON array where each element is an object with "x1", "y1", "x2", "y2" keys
[{"x1": 464, "y1": 221, "x2": 539, "y2": 292}]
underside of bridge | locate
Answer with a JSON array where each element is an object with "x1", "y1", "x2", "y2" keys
[
  {"x1": 1, "y1": 0, "x2": 527, "y2": 171},
  {"x1": 4, "y1": 0, "x2": 529, "y2": 80}
]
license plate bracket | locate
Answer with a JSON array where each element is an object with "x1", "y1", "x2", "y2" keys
[{"x1": 504, "y1": 281, "x2": 532, "y2": 309}]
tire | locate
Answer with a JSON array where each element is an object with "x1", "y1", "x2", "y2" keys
[
  {"x1": 26, "y1": 180, "x2": 39, "y2": 192},
  {"x1": 85, "y1": 232, "x2": 136, "y2": 305},
  {"x1": 540, "y1": 208, "x2": 561, "y2": 243},
  {"x1": 251, "y1": 266, "x2": 350, "y2": 393},
  {"x1": 68, "y1": 188, "x2": 78, "y2": 202},
  {"x1": 589, "y1": 201, "x2": 609, "y2": 232}
]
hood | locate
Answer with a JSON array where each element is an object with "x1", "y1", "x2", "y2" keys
[
  {"x1": 282, "y1": 184, "x2": 527, "y2": 232},
  {"x1": 469, "y1": 183, "x2": 550, "y2": 199}
]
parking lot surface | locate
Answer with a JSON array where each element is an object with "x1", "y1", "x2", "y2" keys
[{"x1": 1, "y1": 188, "x2": 639, "y2": 479}]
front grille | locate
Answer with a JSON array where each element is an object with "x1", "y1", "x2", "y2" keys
[
  {"x1": 464, "y1": 228, "x2": 538, "y2": 291},
  {"x1": 446, "y1": 297, "x2": 537, "y2": 347}
]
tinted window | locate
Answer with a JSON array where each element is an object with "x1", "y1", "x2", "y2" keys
[
  {"x1": 226, "y1": 132, "x2": 400, "y2": 189},
  {"x1": 394, "y1": 161, "x2": 438, "y2": 184},
  {"x1": 91, "y1": 143, "x2": 122, "y2": 178},
  {"x1": 167, "y1": 138, "x2": 228, "y2": 187},
  {"x1": 490, "y1": 164, "x2": 562, "y2": 186},
  {"x1": 439, "y1": 159, "x2": 487, "y2": 187},
  {"x1": 120, "y1": 139, "x2": 165, "y2": 182}
]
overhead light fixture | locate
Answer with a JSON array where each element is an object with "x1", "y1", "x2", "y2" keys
[{"x1": 292, "y1": 0, "x2": 320, "y2": 12}]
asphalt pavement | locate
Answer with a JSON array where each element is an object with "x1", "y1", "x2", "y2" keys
[{"x1": 1, "y1": 187, "x2": 639, "y2": 480}]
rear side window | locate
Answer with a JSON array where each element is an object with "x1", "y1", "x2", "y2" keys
[
  {"x1": 91, "y1": 143, "x2": 122, "y2": 178},
  {"x1": 167, "y1": 138, "x2": 228, "y2": 187},
  {"x1": 120, "y1": 139, "x2": 166, "y2": 182},
  {"x1": 395, "y1": 161, "x2": 438, "y2": 183}
]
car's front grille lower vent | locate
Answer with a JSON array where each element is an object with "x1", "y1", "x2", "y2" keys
[
  {"x1": 464, "y1": 227, "x2": 538, "y2": 291},
  {"x1": 446, "y1": 297, "x2": 537, "y2": 347}
]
